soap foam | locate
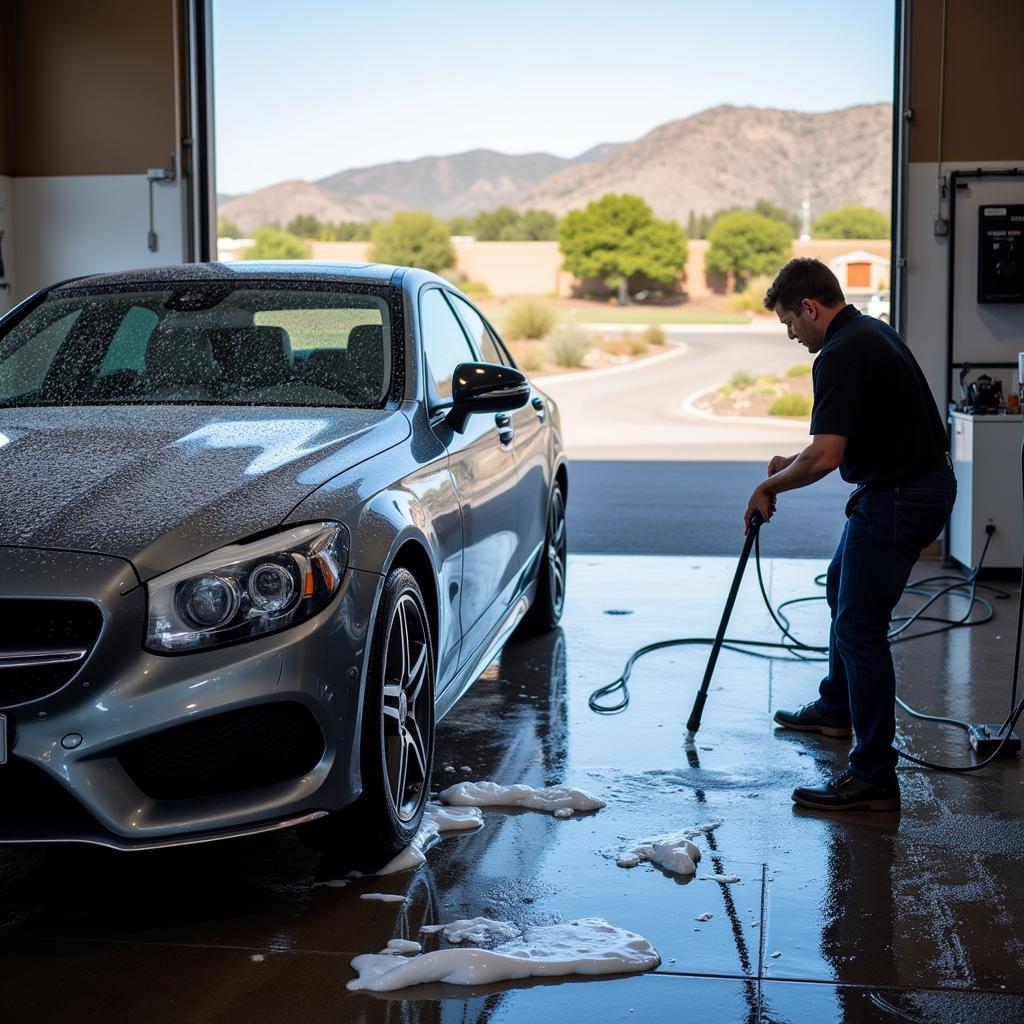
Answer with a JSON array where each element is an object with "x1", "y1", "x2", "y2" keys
[
  {"x1": 348, "y1": 918, "x2": 659, "y2": 992},
  {"x1": 616, "y1": 830, "x2": 703, "y2": 876},
  {"x1": 438, "y1": 917, "x2": 522, "y2": 945},
  {"x1": 439, "y1": 781, "x2": 606, "y2": 816},
  {"x1": 375, "y1": 803, "x2": 484, "y2": 876},
  {"x1": 382, "y1": 939, "x2": 422, "y2": 955}
]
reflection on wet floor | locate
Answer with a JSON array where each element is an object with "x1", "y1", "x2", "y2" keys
[{"x1": 2, "y1": 555, "x2": 1023, "y2": 1022}]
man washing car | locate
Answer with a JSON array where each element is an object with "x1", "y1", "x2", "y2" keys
[{"x1": 744, "y1": 258, "x2": 955, "y2": 811}]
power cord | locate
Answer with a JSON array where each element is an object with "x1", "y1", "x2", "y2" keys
[{"x1": 589, "y1": 511, "x2": 1024, "y2": 773}]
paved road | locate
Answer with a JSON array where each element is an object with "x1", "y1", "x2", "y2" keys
[
  {"x1": 539, "y1": 325, "x2": 850, "y2": 556},
  {"x1": 541, "y1": 324, "x2": 812, "y2": 462}
]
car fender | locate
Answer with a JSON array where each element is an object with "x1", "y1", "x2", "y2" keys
[{"x1": 284, "y1": 420, "x2": 462, "y2": 690}]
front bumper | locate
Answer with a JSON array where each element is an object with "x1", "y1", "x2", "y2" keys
[{"x1": 0, "y1": 546, "x2": 382, "y2": 848}]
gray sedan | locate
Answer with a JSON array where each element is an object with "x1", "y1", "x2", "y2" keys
[{"x1": 0, "y1": 261, "x2": 568, "y2": 867}]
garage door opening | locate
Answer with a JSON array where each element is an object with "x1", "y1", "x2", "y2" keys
[{"x1": 210, "y1": 0, "x2": 896, "y2": 557}]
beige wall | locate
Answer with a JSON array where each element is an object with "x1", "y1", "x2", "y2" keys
[
  {"x1": 686, "y1": 239, "x2": 891, "y2": 300},
  {"x1": 7, "y1": 0, "x2": 178, "y2": 176},
  {"x1": 310, "y1": 238, "x2": 890, "y2": 299}
]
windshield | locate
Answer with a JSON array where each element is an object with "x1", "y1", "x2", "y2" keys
[{"x1": 0, "y1": 285, "x2": 395, "y2": 408}]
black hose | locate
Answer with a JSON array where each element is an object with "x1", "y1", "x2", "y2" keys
[{"x1": 588, "y1": 508, "x2": 1024, "y2": 773}]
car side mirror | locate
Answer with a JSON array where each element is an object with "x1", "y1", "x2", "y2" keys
[{"x1": 446, "y1": 361, "x2": 530, "y2": 433}]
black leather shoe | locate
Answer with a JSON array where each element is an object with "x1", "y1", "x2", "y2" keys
[
  {"x1": 792, "y1": 769, "x2": 900, "y2": 812},
  {"x1": 773, "y1": 702, "x2": 853, "y2": 738}
]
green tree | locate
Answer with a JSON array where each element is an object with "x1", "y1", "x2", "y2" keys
[
  {"x1": 705, "y1": 211, "x2": 792, "y2": 290},
  {"x1": 474, "y1": 206, "x2": 522, "y2": 241},
  {"x1": 812, "y1": 205, "x2": 890, "y2": 239},
  {"x1": 370, "y1": 211, "x2": 455, "y2": 272},
  {"x1": 517, "y1": 208, "x2": 559, "y2": 240},
  {"x1": 558, "y1": 193, "x2": 688, "y2": 304},
  {"x1": 240, "y1": 227, "x2": 311, "y2": 260},
  {"x1": 751, "y1": 199, "x2": 800, "y2": 236},
  {"x1": 448, "y1": 215, "x2": 476, "y2": 236},
  {"x1": 216, "y1": 217, "x2": 241, "y2": 237},
  {"x1": 286, "y1": 213, "x2": 321, "y2": 238}
]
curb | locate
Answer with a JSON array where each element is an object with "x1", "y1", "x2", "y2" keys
[
  {"x1": 577, "y1": 320, "x2": 780, "y2": 335},
  {"x1": 535, "y1": 341, "x2": 690, "y2": 386},
  {"x1": 681, "y1": 384, "x2": 811, "y2": 429}
]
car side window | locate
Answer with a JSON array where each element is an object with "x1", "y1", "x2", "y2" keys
[
  {"x1": 449, "y1": 294, "x2": 507, "y2": 366},
  {"x1": 419, "y1": 288, "x2": 475, "y2": 400}
]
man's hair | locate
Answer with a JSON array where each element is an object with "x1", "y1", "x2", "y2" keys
[{"x1": 763, "y1": 258, "x2": 845, "y2": 313}]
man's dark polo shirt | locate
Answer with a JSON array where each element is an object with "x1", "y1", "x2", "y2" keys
[{"x1": 810, "y1": 304, "x2": 948, "y2": 485}]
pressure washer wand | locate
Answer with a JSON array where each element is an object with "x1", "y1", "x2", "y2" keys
[{"x1": 685, "y1": 511, "x2": 765, "y2": 741}]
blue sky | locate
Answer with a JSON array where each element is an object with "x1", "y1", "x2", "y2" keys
[{"x1": 214, "y1": 0, "x2": 895, "y2": 195}]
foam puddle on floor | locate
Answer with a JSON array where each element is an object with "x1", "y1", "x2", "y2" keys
[
  {"x1": 319, "y1": 781, "x2": 604, "y2": 890},
  {"x1": 615, "y1": 822, "x2": 721, "y2": 876},
  {"x1": 438, "y1": 781, "x2": 606, "y2": 818},
  {"x1": 347, "y1": 918, "x2": 660, "y2": 992},
  {"x1": 375, "y1": 803, "x2": 484, "y2": 876}
]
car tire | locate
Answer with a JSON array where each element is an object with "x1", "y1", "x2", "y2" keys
[
  {"x1": 520, "y1": 481, "x2": 567, "y2": 635},
  {"x1": 301, "y1": 567, "x2": 435, "y2": 870}
]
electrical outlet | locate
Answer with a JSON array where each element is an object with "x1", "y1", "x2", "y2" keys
[{"x1": 968, "y1": 723, "x2": 1022, "y2": 758}]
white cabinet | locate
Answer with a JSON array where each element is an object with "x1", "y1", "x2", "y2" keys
[{"x1": 949, "y1": 411, "x2": 1024, "y2": 570}]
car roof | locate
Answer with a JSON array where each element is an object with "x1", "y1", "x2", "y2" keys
[{"x1": 49, "y1": 261, "x2": 415, "y2": 293}]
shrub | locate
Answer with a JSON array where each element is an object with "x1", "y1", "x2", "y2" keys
[
  {"x1": 728, "y1": 369, "x2": 756, "y2": 389},
  {"x1": 545, "y1": 323, "x2": 593, "y2": 368},
  {"x1": 769, "y1": 393, "x2": 813, "y2": 417},
  {"x1": 786, "y1": 363, "x2": 812, "y2": 377},
  {"x1": 727, "y1": 274, "x2": 775, "y2": 313},
  {"x1": 628, "y1": 336, "x2": 650, "y2": 356},
  {"x1": 504, "y1": 298, "x2": 557, "y2": 340},
  {"x1": 756, "y1": 374, "x2": 779, "y2": 385},
  {"x1": 642, "y1": 324, "x2": 666, "y2": 346},
  {"x1": 460, "y1": 279, "x2": 491, "y2": 297},
  {"x1": 518, "y1": 345, "x2": 545, "y2": 373},
  {"x1": 240, "y1": 227, "x2": 310, "y2": 260}
]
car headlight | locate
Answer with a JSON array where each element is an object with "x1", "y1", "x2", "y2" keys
[{"x1": 146, "y1": 522, "x2": 348, "y2": 653}]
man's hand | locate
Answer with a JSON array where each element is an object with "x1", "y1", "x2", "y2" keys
[
  {"x1": 744, "y1": 483, "x2": 776, "y2": 535},
  {"x1": 767, "y1": 454, "x2": 798, "y2": 476}
]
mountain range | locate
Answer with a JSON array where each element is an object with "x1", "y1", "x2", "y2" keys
[{"x1": 219, "y1": 103, "x2": 891, "y2": 234}]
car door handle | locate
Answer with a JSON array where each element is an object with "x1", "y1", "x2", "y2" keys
[
  {"x1": 531, "y1": 395, "x2": 546, "y2": 420},
  {"x1": 495, "y1": 412, "x2": 514, "y2": 444}
]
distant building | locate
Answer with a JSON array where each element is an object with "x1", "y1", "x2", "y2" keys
[
  {"x1": 217, "y1": 236, "x2": 254, "y2": 262},
  {"x1": 828, "y1": 249, "x2": 890, "y2": 303}
]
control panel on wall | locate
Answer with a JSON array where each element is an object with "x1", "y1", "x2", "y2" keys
[{"x1": 978, "y1": 205, "x2": 1024, "y2": 303}]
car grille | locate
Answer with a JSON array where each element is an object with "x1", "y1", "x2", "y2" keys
[
  {"x1": 0, "y1": 600, "x2": 103, "y2": 707},
  {"x1": 118, "y1": 702, "x2": 325, "y2": 801}
]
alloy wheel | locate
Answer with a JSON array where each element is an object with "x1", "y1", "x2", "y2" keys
[
  {"x1": 381, "y1": 593, "x2": 432, "y2": 822},
  {"x1": 548, "y1": 487, "x2": 567, "y2": 617}
]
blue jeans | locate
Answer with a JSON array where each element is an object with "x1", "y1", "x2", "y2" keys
[{"x1": 815, "y1": 468, "x2": 957, "y2": 785}]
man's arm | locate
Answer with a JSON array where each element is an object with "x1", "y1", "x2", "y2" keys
[{"x1": 744, "y1": 434, "x2": 847, "y2": 533}]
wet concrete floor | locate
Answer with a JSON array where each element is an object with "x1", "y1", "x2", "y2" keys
[{"x1": 2, "y1": 555, "x2": 1023, "y2": 1022}]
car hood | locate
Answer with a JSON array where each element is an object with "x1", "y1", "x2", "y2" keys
[{"x1": 0, "y1": 405, "x2": 410, "y2": 580}]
